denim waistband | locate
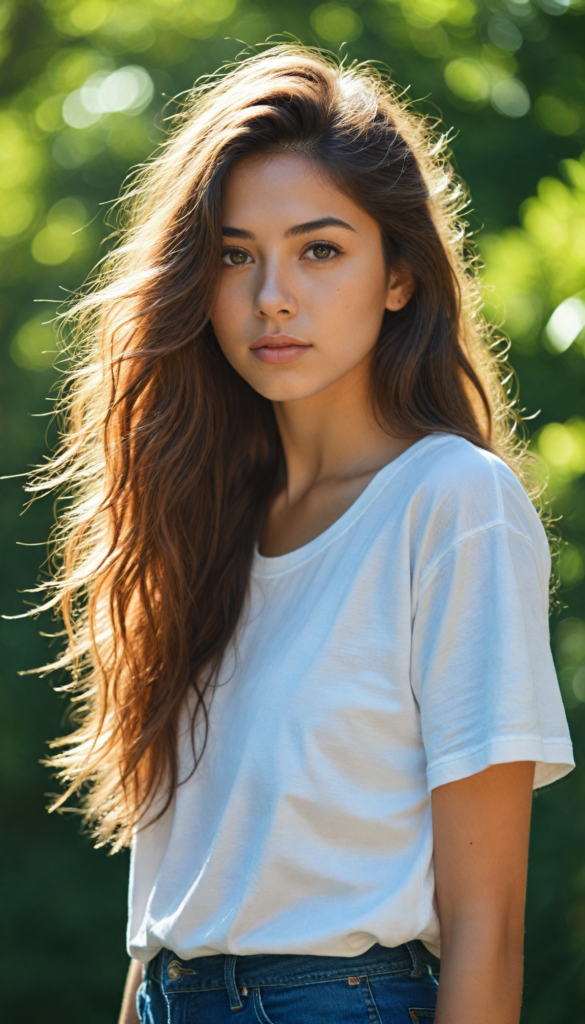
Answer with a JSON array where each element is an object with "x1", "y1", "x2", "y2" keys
[{"x1": 148, "y1": 940, "x2": 436, "y2": 1004}]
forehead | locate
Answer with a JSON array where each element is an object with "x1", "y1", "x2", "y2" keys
[{"x1": 222, "y1": 151, "x2": 373, "y2": 232}]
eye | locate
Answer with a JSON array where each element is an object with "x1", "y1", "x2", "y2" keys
[
  {"x1": 305, "y1": 242, "x2": 341, "y2": 261},
  {"x1": 222, "y1": 249, "x2": 253, "y2": 266}
]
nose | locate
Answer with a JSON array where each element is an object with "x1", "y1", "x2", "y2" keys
[{"x1": 254, "y1": 257, "x2": 297, "y2": 321}]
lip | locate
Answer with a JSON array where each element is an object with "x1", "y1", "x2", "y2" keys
[{"x1": 250, "y1": 333, "x2": 312, "y2": 365}]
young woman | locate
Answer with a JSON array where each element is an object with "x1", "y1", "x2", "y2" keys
[{"x1": 33, "y1": 46, "x2": 573, "y2": 1024}]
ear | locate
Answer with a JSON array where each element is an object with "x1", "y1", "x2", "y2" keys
[{"x1": 385, "y1": 266, "x2": 416, "y2": 312}]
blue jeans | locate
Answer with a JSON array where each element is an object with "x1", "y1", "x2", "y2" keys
[{"x1": 138, "y1": 940, "x2": 439, "y2": 1023}]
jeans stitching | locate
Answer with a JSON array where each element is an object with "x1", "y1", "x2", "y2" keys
[
  {"x1": 162, "y1": 984, "x2": 172, "y2": 1024},
  {"x1": 406, "y1": 942, "x2": 423, "y2": 977},
  {"x1": 157, "y1": 966, "x2": 413, "y2": 994},
  {"x1": 224, "y1": 955, "x2": 243, "y2": 1011},
  {"x1": 152, "y1": 943, "x2": 434, "y2": 994},
  {"x1": 253, "y1": 988, "x2": 276, "y2": 1024},
  {"x1": 237, "y1": 964, "x2": 412, "y2": 987},
  {"x1": 359, "y1": 975, "x2": 383, "y2": 1024}
]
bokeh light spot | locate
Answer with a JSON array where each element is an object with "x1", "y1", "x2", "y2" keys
[
  {"x1": 561, "y1": 158, "x2": 585, "y2": 192},
  {"x1": 535, "y1": 95, "x2": 580, "y2": 136},
  {"x1": 99, "y1": 66, "x2": 154, "y2": 113},
  {"x1": 0, "y1": 192, "x2": 37, "y2": 238},
  {"x1": 310, "y1": 4, "x2": 363, "y2": 42},
  {"x1": 0, "y1": 114, "x2": 44, "y2": 189},
  {"x1": 410, "y1": 24, "x2": 450, "y2": 57},
  {"x1": 536, "y1": 0, "x2": 571, "y2": 14},
  {"x1": 62, "y1": 66, "x2": 154, "y2": 129},
  {"x1": 546, "y1": 297, "x2": 585, "y2": 352},
  {"x1": 68, "y1": 0, "x2": 111, "y2": 34},
  {"x1": 444, "y1": 58, "x2": 490, "y2": 103},
  {"x1": 487, "y1": 15, "x2": 522, "y2": 51},
  {"x1": 573, "y1": 666, "x2": 585, "y2": 702},
  {"x1": 555, "y1": 618, "x2": 585, "y2": 668},
  {"x1": 194, "y1": 0, "x2": 238, "y2": 22},
  {"x1": 538, "y1": 420, "x2": 585, "y2": 479},
  {"x1": 491, "y1": 78, "x2": 530, "y2": 118},
  {"x1": 62, "y1": 89, "x2": 102, "y2": 129},
  {"x1": 504, "y1": 290, "x2": 542, "y2": 339},
  {"x1": 10, "y1": 315, "x2": 57, "y2": 371},
  {"x1": 560, "y1": 545, "x2": 585, "y2": 589},
  {"x1": 31, "y1": 198, "x2": 88, "y2": 266}
]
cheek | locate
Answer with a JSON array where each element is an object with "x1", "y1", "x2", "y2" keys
[
  {"x1": 321, "y1": 265, "x2": 388, "y2": 347},
  {"x1": 209, "y1": 280, "x2": 245, "y2": 354},
  {"x1": 209, "y1": 280, "x2": 233, "y2": 331}
]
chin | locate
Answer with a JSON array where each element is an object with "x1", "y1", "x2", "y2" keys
[
  {"x1": 241, "y1": 363, "x2": 355, "y2": 404},
  {"x1": 250, "y1": 378, "x2": 316, "y2": 403}
]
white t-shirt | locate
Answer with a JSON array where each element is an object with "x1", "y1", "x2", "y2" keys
[{"x1": 127, "y1": 433, "x2": 574, "y2": 963}]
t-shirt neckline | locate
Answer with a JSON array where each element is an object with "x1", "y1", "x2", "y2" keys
[{"x1": 252, "y1": 433, "x2": 451, "y2": 578}]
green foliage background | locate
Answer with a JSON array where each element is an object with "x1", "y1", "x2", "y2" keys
[{"x1": 1, "y1": 0, "x2": 585, "y2": 1019}]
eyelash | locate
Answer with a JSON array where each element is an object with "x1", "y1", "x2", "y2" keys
[
  {"x1": 222, "y1": 247, "x2": 253, "y2": 266},
  {"x1": 302, "y1": 240, "x2": 343, "y2": 261},
  {"x1": 221, "y1": 240, "x2": 344, "y2": 266}
]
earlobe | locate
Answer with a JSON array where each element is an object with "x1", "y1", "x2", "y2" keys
[{"x1": 385, "y1": 267, "x2": 416, "y2": 312}]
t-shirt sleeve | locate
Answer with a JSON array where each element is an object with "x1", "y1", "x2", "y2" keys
[{"x1": 411, "y1": 518, "x2": 574, "y2": 792}]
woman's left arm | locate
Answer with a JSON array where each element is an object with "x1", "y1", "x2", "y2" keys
[{"x1": 432, "y1": 761, "x2": 535, "y2": 1024}]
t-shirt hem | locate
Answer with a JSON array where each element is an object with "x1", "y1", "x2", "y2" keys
[
  {"x1": 420, "y1": 937, "x2": 441, "y2": 960},
  {"x1": 426, "y1": 736, "x2": 575, "y2": 791},
  {"x1": 128, "y1": 943, "x2": 162, "y2": 965}
]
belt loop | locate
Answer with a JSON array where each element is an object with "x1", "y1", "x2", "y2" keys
[
  {"x1": 224, "y1": 954, "x2": 243, "y2": 1011},
  {"x1": 406, "y1": 941, "x2": 423, "y2": 977}
]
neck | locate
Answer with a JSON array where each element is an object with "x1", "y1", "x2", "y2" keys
[{"x1": 272, "y1": 354, "x2": 413, "y2": 504}]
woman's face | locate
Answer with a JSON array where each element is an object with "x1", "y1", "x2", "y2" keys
[{"x1": 210, "y1": 152, "x2": 414, "y2": 403}]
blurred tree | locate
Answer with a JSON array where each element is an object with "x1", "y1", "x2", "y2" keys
[{"x1": 1, "y1": 0, "x2": 584, "y2": 1020}]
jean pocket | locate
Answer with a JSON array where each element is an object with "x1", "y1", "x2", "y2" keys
[
  {"x1": 253, "y1": 988, "x2": 276, "y2": 1024},
  {"x1": 409, "y1": 1010, "x2": 435, "y2": 1023},
  {"x1": 254, "y1": 979, "x2": 382, "y2": 1024}
]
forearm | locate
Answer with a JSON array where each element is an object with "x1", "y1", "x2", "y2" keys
[
  {"x1": 431, "y1": 762, "x2": 534, "y2": 1024},
  {"x1": 435, "y1": 915, "x2": 524, "y2": 1024},
  {"x1": 118, "y1": 959, "x2": 143, "y2": 1024}
]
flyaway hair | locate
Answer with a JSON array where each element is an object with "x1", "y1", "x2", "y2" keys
[{"x1": 25, "y1": 44, "x2": 525, "y2": 850}]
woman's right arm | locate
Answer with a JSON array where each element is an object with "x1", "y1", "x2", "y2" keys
[
  {"x1": 118, "y1": 959, "x2": 143, "y2": 1024},
  {"x1": 431, "y1": 761, "x2": 534, "y2": 1024}
]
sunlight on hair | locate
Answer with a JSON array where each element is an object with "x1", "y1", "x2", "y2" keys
[{"x1": 23, "y1": 44, "x2": 530, "y2": 850}]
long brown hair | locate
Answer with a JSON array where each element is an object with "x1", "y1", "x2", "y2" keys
[{"x1": 28, "y1": 45, "x2": 523, "y2": 849}]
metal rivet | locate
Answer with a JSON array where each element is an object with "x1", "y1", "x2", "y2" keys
[
  {"x1": 348, "y1": 976, "x2": 360, "y2": 985},
  {"x1": 167, "y1": 960, "x2": 182, "y2": 981},
  {"x1": 242, "y1": 988, "x2": 248, "y2": 996}
]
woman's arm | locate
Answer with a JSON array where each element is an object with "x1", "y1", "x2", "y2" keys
[
  {"x1": 432, "y1": 761, "x2": 535, "y2": 1024},
  {"x1": 118, "y1": 959, "x2": 143, "y2": 1024}
]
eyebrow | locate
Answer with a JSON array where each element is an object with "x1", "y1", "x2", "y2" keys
[
  {"x1": 221, "y1": 217, "x2": 356, "y2": 241},
  {"x1": 222, "y1": 226, "x2": 255, "y2": 239},
  {"x1": 286, "y1": 217, "x2": 356, "y2": 237}
]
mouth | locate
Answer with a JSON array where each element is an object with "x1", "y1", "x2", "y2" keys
[{"x1": 250, "y1": 333, "x2": 312, "y2": 365}]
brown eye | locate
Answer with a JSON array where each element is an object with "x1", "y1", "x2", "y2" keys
[
  {"x1": 222, "y1": 250, "x2": 251, "y2": 266},
  {"x1": 311, "y1": 244, "x2": 335, "y2": 260}
]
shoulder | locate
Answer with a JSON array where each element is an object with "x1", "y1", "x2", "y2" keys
[{"x1": 404, "y1": 433, "x2": 549, "y2": 569}]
